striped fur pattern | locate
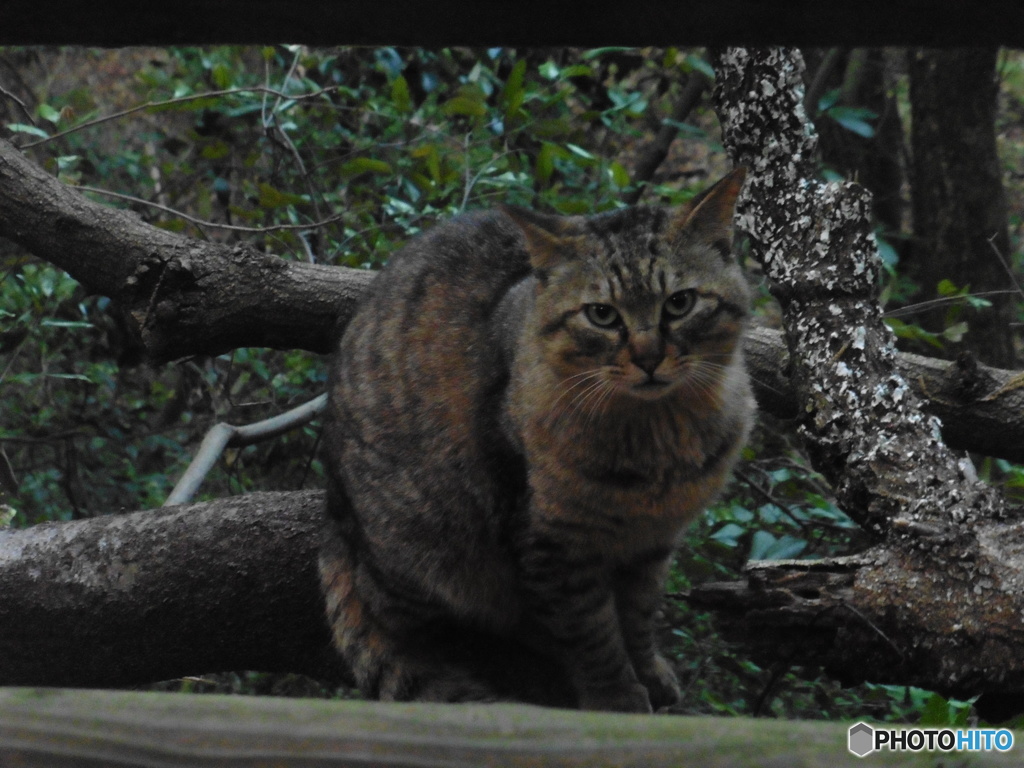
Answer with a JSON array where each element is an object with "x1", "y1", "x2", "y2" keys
[{"x1": 320, "y1": 168, "x2": 754, "y2": 712}]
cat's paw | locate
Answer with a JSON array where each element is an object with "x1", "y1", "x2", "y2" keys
[
  {"x1": 578, "y1": 682, "x2": 652, "y2": 713},
  {"x1": 379, "y1": 662, "x2": 497, "y2": 704},
  {"x1": 637, "y1": 654, "x2": 681, "y2": 711}
]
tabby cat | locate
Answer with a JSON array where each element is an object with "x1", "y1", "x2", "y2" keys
[{"x1": 320, "y1": 167, "x2": 753, "y2": 713}]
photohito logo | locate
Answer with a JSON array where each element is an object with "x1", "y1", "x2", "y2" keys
[{"x1": 848, "y1": 722, "x2": 1014, "y2": 757}]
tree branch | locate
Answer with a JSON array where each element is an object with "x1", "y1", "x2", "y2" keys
[
  {"x1": 0, "y1": 491, "x2": 342, "y2": 687},
  {"x1": 0, "y1": 137, "x2": 373, "y2": 362}
]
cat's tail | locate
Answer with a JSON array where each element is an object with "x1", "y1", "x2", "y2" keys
[{"x1": 319, "y1": 523, "x2": 498, "y2": 702}]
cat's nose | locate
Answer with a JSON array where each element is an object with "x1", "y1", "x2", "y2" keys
[{"x1": 629, "y1": 333, "x2": 664, "y2": 376}]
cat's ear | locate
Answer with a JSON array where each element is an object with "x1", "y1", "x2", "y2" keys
[
  {"x1": 669, "y1": 166, "x2": 747, "y2": 256},
  {"x1": 502, "y1": 205, "x2": 575, "y2": 272}
]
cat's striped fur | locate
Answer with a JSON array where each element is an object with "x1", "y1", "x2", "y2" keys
[{"x1": 320, "y1": 168, "x2": 753, "y2": 712}]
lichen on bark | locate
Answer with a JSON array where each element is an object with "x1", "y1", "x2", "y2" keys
[
  {"x1": 695, "y1": 48, "x2": 1024, "y2": 701},
  {"x1": 712, "y1": 47, "x2": 1006, "y2": 537}
]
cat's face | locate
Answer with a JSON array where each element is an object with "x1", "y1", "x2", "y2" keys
[{"x1": 506, "y1": 169, "x2": 748, "y2": 413}]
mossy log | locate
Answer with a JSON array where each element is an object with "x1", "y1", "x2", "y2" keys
[{"x1": 0, "y1": 687, "x2": 1012, "y2": 767}]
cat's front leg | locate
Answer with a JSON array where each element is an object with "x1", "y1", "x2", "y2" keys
[
  {"x1": 518, "y1": 529, "x2": 652, "y2": 713},
  {"x1": 614, "y1": 551, "x2": 682, "y2": 710}
]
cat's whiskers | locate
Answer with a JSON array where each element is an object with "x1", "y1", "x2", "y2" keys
[
  {"x1": 567, "y1": 377, "x2": 613, "y2": 425},
  {"x1": 550, "y1": 369, "x2": 607, "y2": 420},
  {"x1": 582, "y1": 378, "x2": 617, "y2": 426}
]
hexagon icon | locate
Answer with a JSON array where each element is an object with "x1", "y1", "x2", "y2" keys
[{"x1": 849, "y1": 722, "x2": 875, "y2": 757}]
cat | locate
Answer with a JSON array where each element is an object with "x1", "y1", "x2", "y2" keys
[{"x1": 319, "y1": 167, "x2": 754, "y2": 713}]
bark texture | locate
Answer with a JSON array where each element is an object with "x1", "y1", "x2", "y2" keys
[
  {"x1": 1, "y1": 1, "x2": 1023, "y2": 47},
  {"x1": 0, "y1": 491, "x2": 341, "y2": 687},
  {"x1": 705, "y1": 47, "x2": 1024, "y2": 698},
  {"x1": 0, "y1": 138, "x2": 373, "y2": 362}
]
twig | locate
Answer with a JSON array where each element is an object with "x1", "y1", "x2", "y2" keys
[
  {"x1": 803, "y1": 47, "x2": 845, "y2": 115},
  {"x1": 623, "y1": 70, "x2": 710, "y2": 205},
  {"x1": 260, "y1": 46, "x2": 327, "y2": 236},
  {"x1": 0, "y1": 83, "x2": 35, "y2": 125},
  {"x1": 77, "y1": 185, "x2": 345, "y2": 234},
  {"x1": 164, "y1": 393, "x2": 327, "y2": 506},
  {"x1": 18, "y1": 85, "x2": 339, "y2": 149},
  {"x1": 987, "y1": 235, "x2": 1024, "y2": 302}
]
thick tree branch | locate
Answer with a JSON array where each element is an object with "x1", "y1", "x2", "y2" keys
[
  {"x1": 746, "y1": 326, "x2": 1024, "y2": 464},
  {"x1": 0, "y1": 491, "x2": 342, "y2": 687},
  {"x1": 0, "y1": 137, "x2": 373, "y2": 362}
]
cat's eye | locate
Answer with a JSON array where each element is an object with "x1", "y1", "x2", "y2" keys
[
  {"x1": 585, "y1": 303, "x2": 620, "y2": 328},
  {"x1": 663, "y1": 290, "x2": 696, "y2": 319}
]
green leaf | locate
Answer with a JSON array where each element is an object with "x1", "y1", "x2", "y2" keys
[
  {"x1": 201, "y1": 141, "x2": 231, "y2": 160},
  {"x1": 502, "y1": 58, "x2": 527, "y2": 120},
  {"x1": 40, "y1": 319, "x2": 92, "y2": 330},
  {"x1": 46, "y1": 373, "x2": 94, "y2": 383},
  {"x1": 338, "y1": 158, "x2": 393, "y2": 177},
  {"x1": 256, "y1": 183, "x2": 306, "y2": 209},
  {"x1": 441, "y1": 95, "x2": 487, "y2": 118},
  {"x1": 875, "y1": 234, "x2": 899, "y2": 267},
  {"x1": 918, "y1": 693, "x2": 955, "y2": 726},
  {"x1": 817, "y1": 88, "x2": 840, "y2": 113},
  {"x1": 710, "y1": 523, "x2": 745, "y2": 548},
  {"x1": 536, "y1": 142, "x2": 570, "y2": 185},
  {"x1": 7, "y1": 123, "x2": 49, "y2": 139},
  {"x1": 411, "y1": 145, "x2": 441, "y2": 184},
  {"x1": 539, "y1": 61, "x2": 560, "y2": 80},
  {"x1": 942, "y1": 321, "x2": 969, "y2": 343},
  {"x1": 662, "y1": 119, "x2": 707, "y2": 139},
  {"x1": 391, "y1": 75, "x2": 412, "y2": 113},
  {"x1": 565, "y1": 143, "x2": 597, "y2": 162},
  {"x1": 211, "y1": 63, "x2": 233, "y2": 90},
  {"x1": 609, "y1": 161, "x2": 630, "y2": 188},
  {"x1": 885, "y1": 318, "x2": 945, "y2": 350},
  {"x1": 825, "y1": 106, "x2": 878, "y2": 138},
  {"x1": 559, "y1": 64, "x2": 593, "y2": 79},
  {"x1": 37, "y1": 103, "x2": 62, "y2": 125},
  {"x1": 582, "y1": 47, "x2": 634, "y2": 59},
  {"x1": 683, "y1": 53, "x2": 716, "y2": 80}
]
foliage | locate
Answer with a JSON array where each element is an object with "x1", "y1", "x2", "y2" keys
[{"x1": 1, "y1": 45, "x2": 1022, "y2": 725}]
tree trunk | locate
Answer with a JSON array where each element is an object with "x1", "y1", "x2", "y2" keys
[
  {"x1": 906, "y1": 48, "x2": 1017, "y2": 368},
  {"x1": 709, "y1": 47, "x2": 1023, "y2": 700}
]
